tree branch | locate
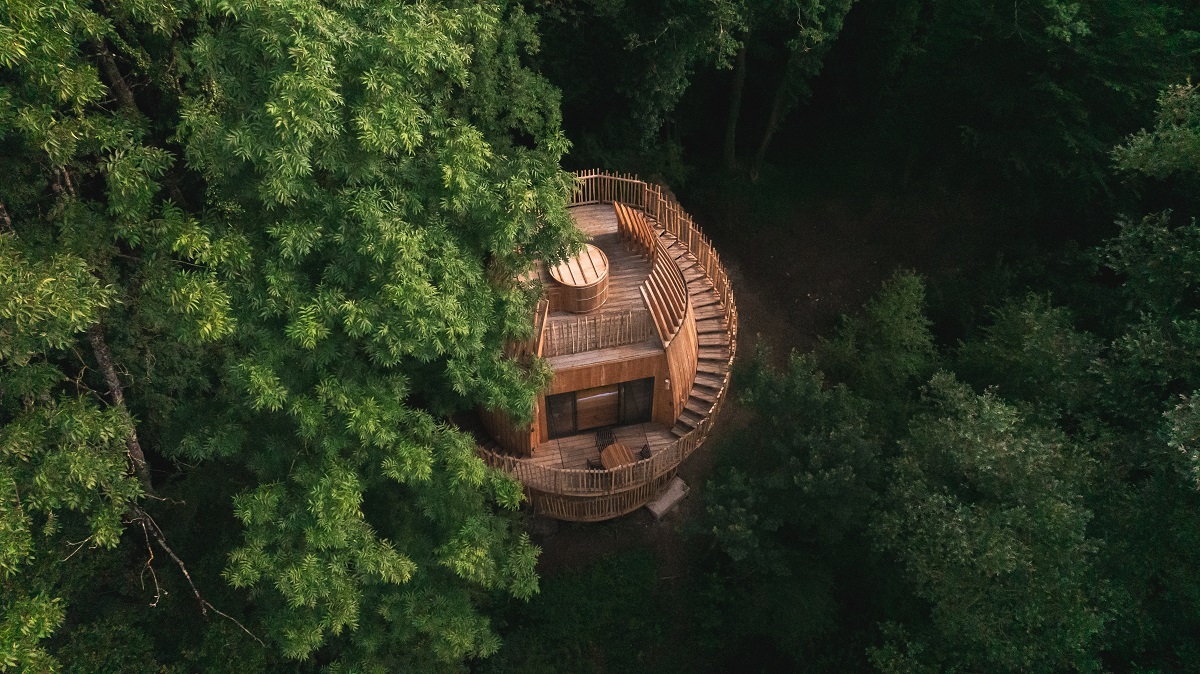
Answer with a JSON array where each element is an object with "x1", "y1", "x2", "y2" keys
[
  {"x1": 97, "y1": 43, "x2": 138, "y2": 113},
  {"x1": 724, "y1": 42, "x2": 748, "y2": 170},
  {"x1": 87, "y1": 323, "x2": 154, "y2": 491},
  {"x1": 0, "y1": 199, "x2": 12, "y2": 232},
  {"x1": 133, "y1": 507, "x2": 266, "y2": 647}
]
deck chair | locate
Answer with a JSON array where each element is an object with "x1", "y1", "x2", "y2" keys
[
  {"x1": 595, "y1": 426, "x2": 616, "y2": 451},
  {"x1": 638, "y1": 444, "x2": 652, "y2": 461},
  {"x1": 586, "y1": 458, "x2": 604, "y2": 470}
]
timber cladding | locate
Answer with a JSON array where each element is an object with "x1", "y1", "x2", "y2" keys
[
  {"x1": 536, "y1": 349, "x2": 676, "y2": 442},
  {"x1": 665, "y1": 303, "x2": 698, "y2": 419},
  {"x1": 479, "y1": 406, "x2": 538, "y2": 458}
]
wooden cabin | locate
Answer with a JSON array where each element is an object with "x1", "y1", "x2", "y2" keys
[{"x1": 479, "y1": 171, "x2": 738, "y2": 521}]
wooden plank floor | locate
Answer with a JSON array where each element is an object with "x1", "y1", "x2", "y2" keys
[
  {"x1": 528, "y1": 422, "x2": 677, "y2": 470},
  {"x1": 546, "y1": 204, "x2": 652, "y2": 324}
]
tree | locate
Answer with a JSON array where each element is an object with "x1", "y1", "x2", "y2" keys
[
  {"x1": 818, "y1": 270, "x2": 937, "y2": 434},
  {"x1": 875, "y1": 0, "x2": 1200, "y2": 201},
  {"x1": 1113, "y1": 81, "x2": 1200, "y2": 180},
  {"x1": 709, "y1": 0, "x2": 856, "y2": 177},
  {"x1": 872, "y1": 374, "x2": 1105, "y2": 673},
  {"x1": 528, "y1": 0, "x2": 743, "y2": 179},
  {"x1": 1, "y1": 0, "x2": 577, "y2": 669}
]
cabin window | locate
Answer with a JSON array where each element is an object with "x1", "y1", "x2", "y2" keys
[
  {"x1": 618, "y1": 378, "x2": 654, "y2": 424},
  {"x1": 545, "y1": 392, "x2": 576, "y2": 439},
  {"x1": 545, "y1": 378, "x2": 656, "y2": 439},
  {"x1": 576, "y1": 385, "x2": 619, "y2": 430}
]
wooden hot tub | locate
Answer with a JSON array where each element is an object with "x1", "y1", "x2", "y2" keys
[{"x1": 549, "y1": 243, "x2": 609, "y2": 313}]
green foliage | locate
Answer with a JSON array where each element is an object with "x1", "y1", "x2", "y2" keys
[
  {"x1": 874, "y1": 374, "x2": 1104, "y2": 673},
  {"x1": 2, "y1": 0, "x2": 576, "y2": 669},
  {"x1": 874, "y1": 0, "x2": 1200, "y2": 199},
  {"x1": 1114, "y1": 82, "x2": 1200, "y2": 179},
  {"x1": 481, "y1": 550, "x2": 684, "y2": 674},
  {"x1": 954, "y1": 293, "x2": 1101, "y2": 422},
  {"x1": 818, "y1": 270, "x2": 936, "y2": 431},
  {"x1": 1095, "y1": 213, "x2": 1200, "y2": 426},
  {"x1": 0, "y1": 236, "x2": 139, "y2": 672},
  {"x1": 707, "y1": 349, "x2": 878, "y2": 569}
]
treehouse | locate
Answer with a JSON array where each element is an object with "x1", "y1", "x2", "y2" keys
[{"x1": 479, "y1": 171, "x2": 738, "y2": 521}]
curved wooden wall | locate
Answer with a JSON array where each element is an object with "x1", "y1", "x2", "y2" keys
[{"x1": 665, "y1": 303, "x2": 698, "y2": 420}]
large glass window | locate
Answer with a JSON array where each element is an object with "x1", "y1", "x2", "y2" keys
[
  {"x1": 576, "y1": 385, "x2": 619, "y2": 431},
  {"x1": 544, "y1": 378, "x2": 656, "y2": 439},
  {"x1": 545, "y1": 392, "x2": 576, "y2": 439},
  {"x1": 618, "y1": 378, "x2": 654, "y2": 424}
]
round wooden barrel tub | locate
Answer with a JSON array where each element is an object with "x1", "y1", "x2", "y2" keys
[{"x1": 549, "y1": 244, "x2": 609, "y2": 313}]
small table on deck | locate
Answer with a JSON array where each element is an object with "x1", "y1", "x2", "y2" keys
[{"x1": 600, "y1": 442, "x2": 636, "y2": 469}]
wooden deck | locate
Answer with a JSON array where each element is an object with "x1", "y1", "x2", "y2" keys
[
  {"x1": 545, "y1": 204, "x2": 653, "y2": 326},
  {"x1": 527, "y1": 422, "x2": 677, "y2": 470},
  {"x1": 545, "y1": 339, "x2": 662, "y2": 370}
]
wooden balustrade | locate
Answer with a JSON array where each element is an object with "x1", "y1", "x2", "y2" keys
[
  {"x1": 479, "y1": 170, "x2": 739, "y2": 513},
  {"x1": 640, "y1": 243, "x2": 688, "y2": 346},
  {"x1": 503, "y1": 297, "x2": 549, "y2": 360},
  {"x1": 614, "y1": 202, "x2": 656, "y2": 257},
  {"x1": 542, "y1": 310, "x2": 655, "y2": 357}
]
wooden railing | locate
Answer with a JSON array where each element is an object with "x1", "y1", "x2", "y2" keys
[
  {"x1": 614, "y1": 187, "x2": 688, "y2": 346},
  {"x1": 504, "y1": 297, "x2": 549, "y2": 360},
  {"x1": 542, "y1": 310, "x2": 655, "y2": 357},
  {"x1": 641, "y1": 243, "x2": 688, "y2": 346},
  {"x1": 530, "y1": 471, "x2": 677, "y2": 522},
  {"x1": 615, "y1": 202, "x2": 657, "y2": 257},
  {"x1": 479, "y1": 171, "x2": 739, "y2": 506}
]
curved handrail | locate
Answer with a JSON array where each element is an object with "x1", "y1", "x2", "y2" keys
[
  {"x1": 640, "y1": 242, "x2": 689, "y2": 346},
  {"x1": 479, "y1": 171, "x2": 739, "y2": 498},
  {"x1": 614, "y1": 200, "x2": 686, "y2": 345}
]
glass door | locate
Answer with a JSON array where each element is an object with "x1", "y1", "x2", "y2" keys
[
  {"x1": 545, "y1": 391, "x2": 576, "y2": 439},
  {"x1": 575, "y1": 385, "x2": 619, "y2": 430},
  {"x1": 618, "y1": 378, "x2": 654, "y2": 424}
]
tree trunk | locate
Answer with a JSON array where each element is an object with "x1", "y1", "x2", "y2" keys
[
  {"x1": 750, "y1": 59, "x2": 798, "y2": 182},
  {"x1": 723, "y1": 43, "x2": 748, "y2": 170},
  {"x1": 88, "y1": 324, "x2": 153, "y2": 491},
  {"x1": 97, "y1": 44, "x2": 137, "y2": 113}
]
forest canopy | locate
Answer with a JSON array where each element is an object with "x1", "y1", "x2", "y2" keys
[
  {"x1": 3, "y1": 0, "x2": 1200, "y2": 672},
  {"x1": 1, "y1": 0, "x2": 576, "y2": 670}
]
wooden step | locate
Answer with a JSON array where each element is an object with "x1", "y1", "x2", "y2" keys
[
  {"x1": 695, "y1": 320, "x2": 728, "y2": 335},
  {"x1": 685, "y1": 397, "x2": 713, "y2": 417},
  {"x1": 693, "y1": 372, "x2": 725, "y2": 389},
  {"x1": 698, "y1": 333, "x2": 729, "y2": 347},
  {"x1": 688, "y1": 386, "x2": 717, "y2": 404},
  {"x1": 697, "y1": 362, "x2": 727, "y2": 377},
  {"x1": 679, "y1": 408, "x2": 704, "y2": 427},
  {"x1": 691, "y1": 297, "x2": 720, "y2": 310},
  {"x1": 699, "y1": 346, "x2": 728, "y2": 361}
]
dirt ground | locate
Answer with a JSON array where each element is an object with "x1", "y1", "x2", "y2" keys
[{"x1": 531, "y1": 171, "x2": 1000, "y2": 578}]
